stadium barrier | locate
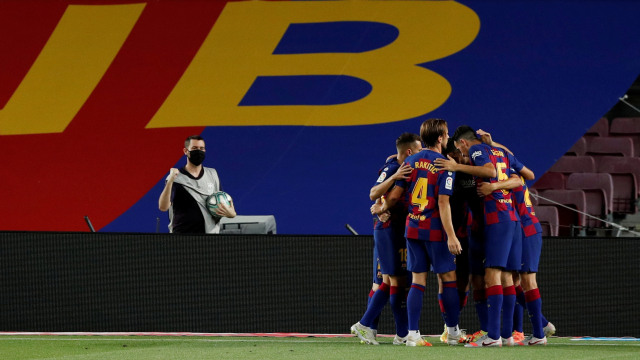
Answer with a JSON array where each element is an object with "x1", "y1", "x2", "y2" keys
[{"x1": 0, "y1": 232, "x2": 638, "y2": 337}]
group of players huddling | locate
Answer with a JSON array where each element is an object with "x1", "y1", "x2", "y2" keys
[{"x1": 350, "y1": 118, "x2": 555, "y2": 347}]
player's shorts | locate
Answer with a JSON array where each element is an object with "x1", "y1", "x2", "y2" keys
[
  {"x1": 372, "y1": 241, "x2": 382, "y2": 285},
  {"x1": 468, "y1": 228, "x2": 485, "y2": 276},
  {"x1": 505, "y1": 221, "x2": 523, "y2": 272},
  {"x1": 406, "y1": 237, "x2": 455, "y2": 274},
  {"x1": 484, "y1": 220, "x2": 518, "y2": 269},
  {"x1": 520, "y1": 230, "x2": 542, "y2": 273},
  {"x1": 374, "y1": 226, "x2": 406, "y2": 276}
]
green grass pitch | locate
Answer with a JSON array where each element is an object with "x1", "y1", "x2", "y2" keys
[{"x1": 0, "y1": 335, "x2": 638, "y2": 360}]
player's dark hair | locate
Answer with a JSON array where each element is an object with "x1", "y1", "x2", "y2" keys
[
  {"x1": 396, "y1": 132, "x2": 421, "y2": 151},
  {"x1": 452, "y1": 125, "x2": 477, "y2": 142},
  {"x1": 420, "y1": 118, "x2": 447, "y2": 147},
  {"x1": 184, "y1": 135, "x2": 204, "y2": 149},
  {"x1": 442, "y1": 138, "x2": 460, "y2": 157}
]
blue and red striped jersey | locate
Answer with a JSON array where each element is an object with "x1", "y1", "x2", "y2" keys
[
  {"x1": 469, "y1": 143, "x2": 520, "y2": 225},
  {"x1": 372, "y1": 157, "x2": 406, "y2": 230},
  {"x1": 511, "y1": 177, "x2": 543, "y2": 236},
  {"x1": 395, "y1": 149, "x2": 455, "y2": 241}
]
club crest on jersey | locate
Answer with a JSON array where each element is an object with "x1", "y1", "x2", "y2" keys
[
  {"x1": 471, "y1": 151, "x2": 482, "y2": 161},
  {"x1": 377, "y1": 172, "x2": 387, "y2": 183},
  {"x1": 207, "y1": 182, "x2": 215, "y2": 193}
]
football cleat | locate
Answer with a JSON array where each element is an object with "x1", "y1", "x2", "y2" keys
[
  {"x1": 467, "y1": 329, "x2": 487, "y2": 342},
  {"x1": 464, "y1": 334, "x2": 502, "y2": 347},
  {"x1": 392, "y1": 334, "x2": 408, "y2": 345},
  {"x1": 439, "y1": 324, "x2": 448, "y2": 343},
  {"x1": 513, "y1": 331, "x2": 524, "y2": 343},
  {"x1": 525, "y1": 335, "x2": 547, "y2": 346},
  {"x1": 543, "y1": 321, "x2": 556, "y2": 337},
  {"x1": 350, "y1": 322, "x2": 379, "y2": 345},
  {"x1": 502, "y1": 336, "x2": 515, "y2": 346},
  {"x1": 405, "y1": 332, "x2": 432, "y2": 347},
  {"x1": 446, "y1": 330, "x2": 468, "y2": 346}
]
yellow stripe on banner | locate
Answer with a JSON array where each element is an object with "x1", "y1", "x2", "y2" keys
[{"x1": 0, "y1": 4, "x2": 145, "y2": 135}]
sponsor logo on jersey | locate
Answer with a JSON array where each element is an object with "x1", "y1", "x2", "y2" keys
[
  {"x1": 376, "y1": 172, "x2": 387, "y2": 183},
  {"x1": 445, "y1": 176, "x2": 453, "y2": 190}
]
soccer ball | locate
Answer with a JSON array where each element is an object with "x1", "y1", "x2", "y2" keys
[{"x1": 206, "y1": 191, "x2": 232, "y2": 219}]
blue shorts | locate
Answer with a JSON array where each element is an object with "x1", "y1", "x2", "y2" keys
[
  {"x1": 484, "y1": 221, "x2": 518, "y2": 269},
  {"x1": 372, "y1": 242, "x2": 382, "y2": 285},
  {"x1": 407, "y1": 238, "x2": 455, "y2": 274},
  {"x1": 521, "y1": 231, "x2": 542, "y2": 273},
  {"x1": 505, "y1": 221, "x2": 522, "y2": 271},
  {"x1": 468, "y1": 228, "x2": 485, "y2": 276},
  {"x1": 374, "y1": 226, "x2": 406, "y2": 276}
]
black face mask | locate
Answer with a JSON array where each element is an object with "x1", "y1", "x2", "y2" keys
[{"x1": 188, "y1": 150, "x2": 206, "y2": 166}]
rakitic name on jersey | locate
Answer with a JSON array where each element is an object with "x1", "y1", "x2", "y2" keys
[{"x1": 414, "y1": 160, "x2": 438, "y2": 173}]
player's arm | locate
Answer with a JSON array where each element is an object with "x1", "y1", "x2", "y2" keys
[
  {"x1": 477, "y1": 129, "x2": 514, "y2": 155},
  {"x1": 158, "y1": 168, "x2": 179, "y2": 211},
  {"x1": 518, "y1": 166, "x2": 535, "y2": 181},
  {"x1": 372, "y1": 185, "x2": 404, "y2": 215},
  {"x1": 434, "y1": 157, "x2": 497, "y2": 179},
  {"x1": 439, "y1": 194, "x2": 462, "y2": 255},
  {"x1": 477, "y1": 174, "x2": 522, "y2": 197},
  {"x1": 369, "y1": 163, "x2": 412, "y2": 200}
]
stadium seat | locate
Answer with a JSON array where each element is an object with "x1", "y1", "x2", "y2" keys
[
  {"x1": 534, "y1": 205, "x2": 559, "y2": 237},
  {"x1": 565, "y1": 173, "x2": 613, "y2": 228},
  {"x1": 584, "y1": 117, "x2": 609, "y2": 137},
  {"x1": 609, "y1": 117, "x2": 640, "y2": 157},
  {"x1": 532, "y1": 172, "x2": 565, "y2": 191},
  {"x1": 585, "y1": 136, "x2": 634, "y2": 157},
  {"x1": 537, "y1": 189, "x2": 587, "y2": 236},
  {"x1": 547, "y1": 155, "x2": 596, "y2": 174},
  {"x1": 565, "y1": 137, "x2": 587, "y2": 156},
  {"x1": 594, "y1": 156, "x2": 640, "y2": 213}
]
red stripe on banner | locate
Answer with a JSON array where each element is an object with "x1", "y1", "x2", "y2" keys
[{"x1": 0, "y1": 1, "x2": 227, "y2": 231}]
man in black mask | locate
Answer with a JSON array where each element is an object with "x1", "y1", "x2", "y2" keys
[{"x1": 159, "y1": 135, "x2": 236, "y2": 233}]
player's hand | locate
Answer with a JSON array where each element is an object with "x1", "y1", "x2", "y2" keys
[
  {"x1": 477, "y1": 129, "x2": 493, "y2": 145},
  {"x1": 377, "y1": 211, "x2": 391, "y2": 223},
  {"x1": 215, "y1": 202, "x2": 236, "y2": 218},
  {"x1": 434, "y1": 156, "x2": 458, "y2": 172},
  {"x1": 391, "y1": 163, "x2": 413, "y2": 180},
  {"x1": 370, "y1": 202, "x2": 384, "y2": 215},
  {"x1": 447, "y1": 236, "x2": 462, "y2": 256},
  {"x1": 477, "y1": 182, "x2": 495, "y2": 196},
  {"x1": 168, "y1": 168, "x2": 179, "y2": 181}
]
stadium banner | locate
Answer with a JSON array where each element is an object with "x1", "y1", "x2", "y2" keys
[
  {"x1": 0, "y1": 232, "x2": 638, "y2": 336},
  {"x1": 1, "y1": 0, "x2": 639, "y2": 234}
]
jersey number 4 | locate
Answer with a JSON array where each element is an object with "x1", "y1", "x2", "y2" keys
[{"x1": 411, "y1": 177, "x2": 429, "y2": 211}]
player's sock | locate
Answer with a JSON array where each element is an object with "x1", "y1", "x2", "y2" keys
[
  {"x1": 473, "y1": 289, "x2": 488, "y2": 331},
  {"x1": 513, "y1": 301, "x2": 524, "y2": 333},
  {"x1": 459, "y1": 289, "x2": 469, "y2": 310},
  {"x1": 407, "y1": 283, "x2": 425, "y2": 331},
  {"x1": 500, "y1": 285, "x2": 516, "y2": 339},
  {"x1": 437, "y1": 293, "x2": 446, "y2": 323},
  {"x1": 486, "y1": 285, "x2": 503, "y2": 340},
  {"x1": 525, "y1": 288, "x2": 545, "y2": 339},
  {"x1": 441, "y1": 281, "x2": 461, "y2": 329},
  {"x1": 390, "y1": 285, "x2": 408, "y2": 337},
  {"x1": 360, "y1": 282, "x2": 390, "y2": 327},
  {"x1": 367, "y1": 289, "x2": 379, "y2": 330}
]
